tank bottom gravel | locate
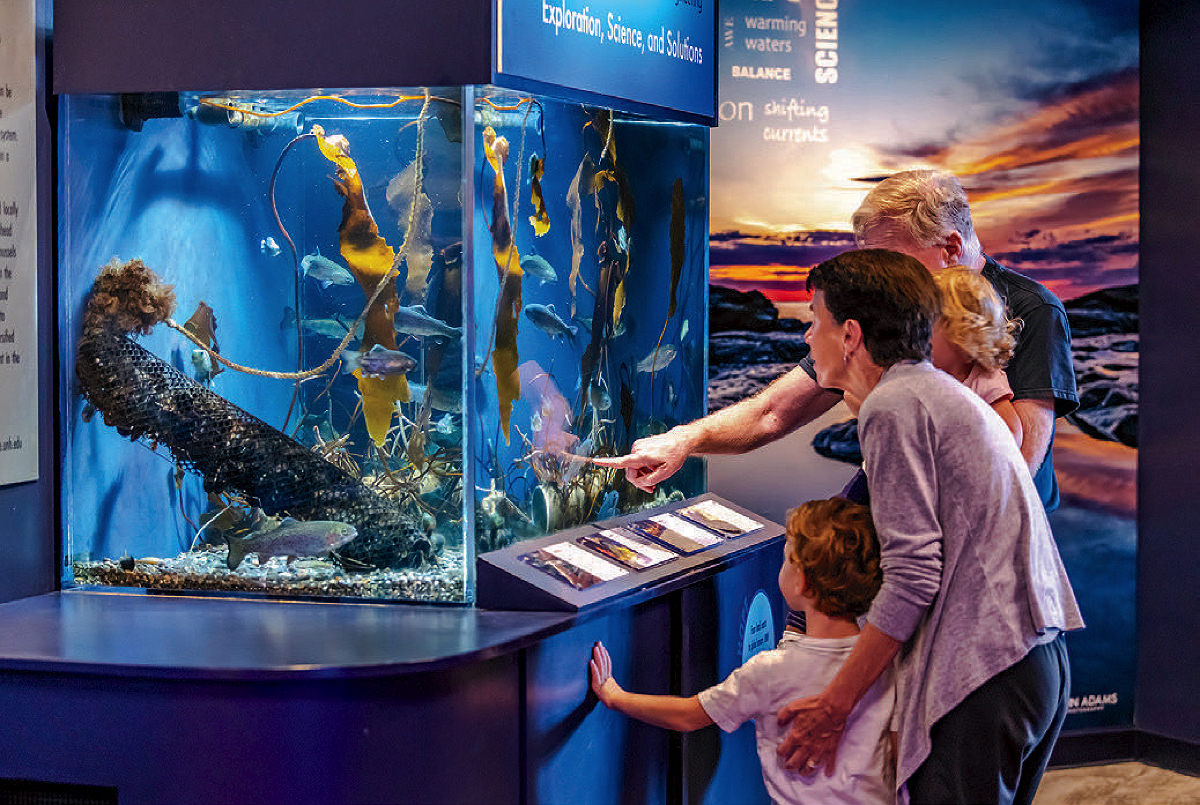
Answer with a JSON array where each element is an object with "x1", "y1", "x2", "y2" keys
[{"x1": 72, "y1": 544, "x2": 466, "y2": 602}]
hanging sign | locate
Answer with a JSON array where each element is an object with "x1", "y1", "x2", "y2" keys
[{"x1": 496, "y1": 0, "x2": 715, "y2": 121}]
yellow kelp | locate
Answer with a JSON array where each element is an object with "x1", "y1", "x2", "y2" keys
[
  {"x1": 528, "y1": 155, "x2": 550, "y2": 237},
  {"x1": 483, "y1": 126, "x2": 524, "y2": 443},
  {"x1": 312, "y1": 124, "x2": 410, "y2": 445}
]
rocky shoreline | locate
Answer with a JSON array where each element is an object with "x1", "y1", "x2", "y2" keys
[{"x1": 708, "y1": 283, "x2": 1139, "y2": 459}]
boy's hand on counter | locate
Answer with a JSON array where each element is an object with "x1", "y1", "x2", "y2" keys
[{"x1": 589, "y1": 641, "x2": 624, "y2": 706}]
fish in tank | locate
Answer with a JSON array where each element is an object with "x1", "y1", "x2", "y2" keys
[
  {"x1": 59, "y1": 86, "x2": 708, "y2": 603},
  {"x1": 468, "y1": 89, "x2": 709, "y2": 556}
]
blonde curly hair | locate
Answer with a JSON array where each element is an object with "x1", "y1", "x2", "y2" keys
[{"x1": 934, "y1": 266, "x2": 1019, "y2": 371}]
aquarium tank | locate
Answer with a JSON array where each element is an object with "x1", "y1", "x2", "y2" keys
[{"x1": 59, "y1": 86, "x2": 708, "y2": 603}]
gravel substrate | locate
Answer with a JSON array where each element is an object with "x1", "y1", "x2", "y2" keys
[{"x1": 72, "y1": 544, "x2": 467, "y2": 603}]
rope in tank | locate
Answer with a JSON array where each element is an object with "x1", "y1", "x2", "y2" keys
[{"x1": 164, "y1": 92, "x2": 435, "y2": 382}]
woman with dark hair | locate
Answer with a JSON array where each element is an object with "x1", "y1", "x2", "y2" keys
[{"x1": 776, "y1": 249, "x2": 1083, "y2": 805}]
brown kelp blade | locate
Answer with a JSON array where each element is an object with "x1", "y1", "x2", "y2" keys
[
  {"x1": 483, "y1": 126, "x2": 524, "y2": 443},
  {"x1": 668, "y1": 178, "x2": 685, "y2": 319},
  {"x1": 529, "y1": 154, "x2": 550, "y2": 237},
  {"x1": 313, "y1": 125, "x2": 410, "y2": 445}
]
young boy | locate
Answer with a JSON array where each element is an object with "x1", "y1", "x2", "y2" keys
[{"x1": 589, "y1": 498, "x2": 895, "y2": 804}]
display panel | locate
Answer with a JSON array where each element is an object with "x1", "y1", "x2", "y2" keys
[
  {"x1": 576, "y1": 528, "x2": 676, "y2": 570},
  {"x1": 497, "y1": 0, "x2": 715, "y2": 121}
]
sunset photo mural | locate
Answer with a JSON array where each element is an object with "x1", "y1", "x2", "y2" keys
[{"x1": 708, "y1": 0, "x2": 1137, "y2": 730}]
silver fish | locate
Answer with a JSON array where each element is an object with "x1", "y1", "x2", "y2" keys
[
  {"x1": 525, "y1": 304, "x2": 577, "y2": 340},
  {"x1": 429, "y1": 413, "x2": 462, "y2": 447},
  {"x1": 573, "y1": 313, "x2": 625, "y2": 338},
  {"x1": 520, "y1": 254, "x2": 558, "y2": 284},
  {"x1": 637, "y1": 345, "x2": 678, "y2": 373},
  {"x1": 260, "y1": 236, "x2": 282, "y2": 257},
  {"x1": 406, "y1": 382, "x2": 462, "y2": 413},
  {"x1": 341, "y1": 344, "x2": 417, "y2": 378},
  {"x1": 280, "y1": 306, "x2": 364, "y2": 340},
  {"x1": 394, "y1": 304, "x2": 462, "y2": 342},
  {"x1": 589, "y1": 383, "x2": 612, "y2": 411},
  {"x1": 680, "y1": 319, "x2": 690, "y2": 342},
  {"x1": 301, "y1": 249, "x2": 354, "y2": 288},
  {"x1": 191, "y1": 349, "x2": 216, "y2": 383},
  {"x1": 225, "y1": 518, "x2": 357, "y2": 570}
]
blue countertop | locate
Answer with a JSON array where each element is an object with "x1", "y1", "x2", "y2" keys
[{"x1": 0, "y1": 591, "x2": 573, "y2": 680}]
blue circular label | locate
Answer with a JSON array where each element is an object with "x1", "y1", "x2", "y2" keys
[{"x1": 741, "y1": 590, "x2": 775, "y2": 664}]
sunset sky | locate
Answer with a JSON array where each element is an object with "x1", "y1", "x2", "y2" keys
[{"x1": 710, "y1": 0, "x2": 1139, "y2": 305}]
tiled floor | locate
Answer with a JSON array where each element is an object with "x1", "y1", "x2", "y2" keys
[{"x1": 1033, "y1": 762, "x2": 1200, "y2": 805}]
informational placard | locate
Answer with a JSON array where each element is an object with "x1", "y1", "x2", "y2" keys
[
  {"x1": 0, "y1": 0, "x2": 37, "y2": 486},
  {"x1": 678, "y1": 499, "x2": 763, "y2": 537},
  {"x1": 626, "y1": 512, "x2": 724, "y2": 555},
  {"x1": 740, "y1": 590, "x2": 775, "y2": 664},
  {"x1": 578, "y1": 528, "x2": 677, "y2": 570},
  {"x1": 519, "y1": 541, "x2": 628, "y2": 589},
  {"x1": 496, "y1": 0, "x2": 714, "y2": 120}
]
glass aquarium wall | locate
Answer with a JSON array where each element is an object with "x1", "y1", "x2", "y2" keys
[
  {"x1": 60, "y1": 88, "x2": 471, "y2": 601},
  {"x1": 59, "y1": 85, "x2": 708, "y2": 603},
  {"x1": 468, "y1": 87, "x2": 708, "y2": 556}
]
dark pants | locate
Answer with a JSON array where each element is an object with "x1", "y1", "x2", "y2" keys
[{"x1": 906, "y1": 636, "x2": 1070, "y2": 805}]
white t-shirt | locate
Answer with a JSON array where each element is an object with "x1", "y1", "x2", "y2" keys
[{"x1": 697, "y1": 631, "x2": 895, "y2": 805}]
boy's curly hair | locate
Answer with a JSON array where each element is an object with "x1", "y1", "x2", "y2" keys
[
  {"x1": 934, "y1": 266, "x2": 1019, "y2": 371},
  {"x1": 785, "y1": 498, "x2": 882, "y2": 619}
]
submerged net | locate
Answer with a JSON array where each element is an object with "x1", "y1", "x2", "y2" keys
[{"x1": 75, "y1": 329, "x2": 421, "y2": 570}]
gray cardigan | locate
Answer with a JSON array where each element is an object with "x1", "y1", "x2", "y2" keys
[{"x1": 859, "y1": 361, "x2": 1084, "y2": 788}]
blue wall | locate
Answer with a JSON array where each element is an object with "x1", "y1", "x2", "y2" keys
[
  {"x1": 0, "y1": 0, "x2": 54, "y2": 605},
  {"x1": 1137, "y1": 0, "x2": 1200, "y2": 747}
]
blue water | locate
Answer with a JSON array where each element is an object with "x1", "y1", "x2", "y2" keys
[
  {"x1": 58, "y1": 89, "x2": 473, "y2": 599},
  {"x1": 58, "y1": 88, "x2": 711, "y2": 601},
  {"x1": 469, "y1": 90, "x2": 709, "y2": 548}
]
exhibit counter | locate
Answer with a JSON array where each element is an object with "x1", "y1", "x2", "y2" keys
[{"x1": 0, "y1": 497, "x2": 786, "y2": 805}]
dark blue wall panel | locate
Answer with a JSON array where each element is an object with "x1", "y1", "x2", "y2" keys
[
  {"x1": 0, "y1": 659, "x2": 522, "y2": 804},
  {"x1": 1137, "y1": 1, "x2": 1200, "y2": 745},
  {"x1": 52, "y1": 0, "x2": 493, "y2": 94},
  {"x1": 680, "y1": 540, "x2": 784, "y2": 805},
  {"x1": 524, "y1": 601, "x2": 673, "y2": 805}
]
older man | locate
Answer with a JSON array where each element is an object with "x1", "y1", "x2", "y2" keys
[{"x1": 597, "y1": 169, "x2": 1078, "y2": 511}]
